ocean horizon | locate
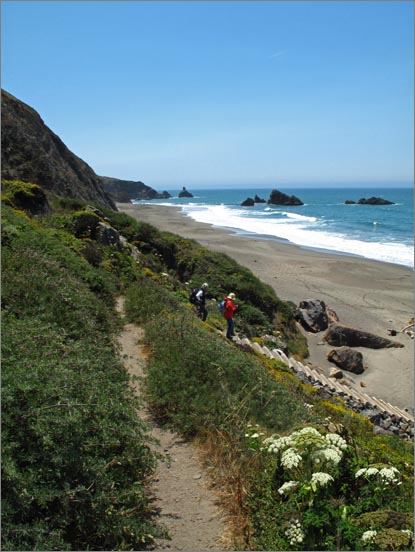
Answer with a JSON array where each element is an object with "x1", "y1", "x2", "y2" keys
[{"x1": 133, "y1": 187, "x2": 414, "y2": 269}]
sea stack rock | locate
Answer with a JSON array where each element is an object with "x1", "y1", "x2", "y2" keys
[
  {"x1": 268, "y1": 189, "x2": 303, "y2": 206},
  {"x1": 241, "y1": 197, "x2": 255, "y2": 206},
  {"x1": 179, "y1": 186, "x2": 193, "y2": 198},
  {"x1": 345, "y1": 197, "x2": 394, "y2": 205},
  {"x1": 357, "y1": 197, "x2": 395, "y2": 205},
  {"x1": 254, "y1": 194, "x2": 266, "y2": 203}
]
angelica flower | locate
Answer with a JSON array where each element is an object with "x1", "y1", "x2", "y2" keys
[
  {"x1": 263, "y1": 435, "x2": 293, "y2": 454},
  {"x1": 285, "y1": 519, "x2": 305, "y2": 546},
  {"x1": 295, "y1": 427, "x2": 321, "y2": 437},
  {"x1": 277, "y1": 480, "x2": 299, "y2": 495},
  {"x1": 311, "y1": 472, "x2": 334, "y2": 487},
  {"x1": 355, "y1": 467, "x2": 379, "y2": 478},
  {"x1": 324, "y1": 432, "x2": 347, "y2": 451},
  {"x1": 281, "y1": 448, "x2": 302, "y2": 469},
  {"x1": 318, "y1": 446, "x2": 342, "y2": 466},
  {"x1": 378, "y1": 466, "x2": 400, "y2": 485}
]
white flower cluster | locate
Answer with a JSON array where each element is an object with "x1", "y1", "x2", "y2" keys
[
  {"x1": 285, "y1": 519, "x2": 305, "y2": 546},
  {"x1": 281, "y1": 448, "x2": 302, "y2": 469},
  {"x1": 278, "y1": 480, "x2": 299, "y2": 495},
  {"x1": 355, "y1": 467, "x2": 379, "y2": 478},
  {"x1": 264, "y1": 427, "x2": 348, "y2": 473},
  {"x1": 324, "y1": 432, "x2": 347, "y2": 451},
  {"x1": 318, "y1": 446, "x2": 342, "y2": 466},
  {"x1": 263, "y1": 434, "x2": 293, "y2": 454},
  {"x1": 311, "y1": 472, "x2": 334, "y2": 487},
  {"x1": 378, "y1": 466, "x2": 401, "y2": 485},
  {"x1": 355, "y1": 466, "x2": 401, "y2": 486},
  {"x1": 361, "y1": 530, "x2": 377, "y2": 544}
]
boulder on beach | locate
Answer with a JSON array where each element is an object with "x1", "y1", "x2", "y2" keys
[
  {"x1": 295, "y1": 299, "x2": 329, "y2": 333},
  {"x1": 323, "y1": 323, "x2": 404, "y2": 349},
  {"x1": 268, "y1": 189, "x2": 303, "y2": 206},
  {"x1": 179, "y1": 186, "x2": 193, "y2": 198},
  {"x1": 327, "y1": 347, "x2": 364, "y2": 374},
  {"x1": 241, "y1": 197, "x2": 255, "y2": 206}
]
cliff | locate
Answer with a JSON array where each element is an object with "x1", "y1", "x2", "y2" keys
[{"x1": 1, "y1": 89, "x2": 116, "y2": 210}]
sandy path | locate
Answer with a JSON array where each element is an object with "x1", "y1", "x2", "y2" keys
[{"x1": 116, "y1": 297, "x2": 228, "y2": 551}]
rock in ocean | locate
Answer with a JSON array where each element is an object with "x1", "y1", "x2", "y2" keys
[
  {"x1": 268, "y1": 189, "x2": 303, "y2": 206},
  {"x1": 179, "y1": 186, "x2": 193, "y2": 198}
]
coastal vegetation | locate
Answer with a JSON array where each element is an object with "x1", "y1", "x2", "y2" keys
[{"x1": 2, "y1": 181, "x2": 413, "y2": 551}]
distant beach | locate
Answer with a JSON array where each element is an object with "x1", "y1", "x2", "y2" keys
[
  {"x1": 131, "y1": 187, "x2": 414, "y2": 268},
  {"x1": 118, "y1": 203, "x2": 414, "y2": 410}
]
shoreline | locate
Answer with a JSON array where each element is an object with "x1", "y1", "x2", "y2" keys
[{"x1": 118, "y1": 203, "x2": 414, "y2": 410}]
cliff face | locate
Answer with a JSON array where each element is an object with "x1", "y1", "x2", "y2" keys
[
  {"x1": 100, "y1": 176, "x2": 171, "y2": 203},
  {"x1": 1, "y1": 90, "x2": 116, "y2": 210}
]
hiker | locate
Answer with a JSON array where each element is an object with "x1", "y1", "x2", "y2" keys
[
  {"x1": 224, "y1": 292, "x2": 238, "y2": 340},
  {"x1": 195, "y1": 282, "x2": 209, "y2": 321}
]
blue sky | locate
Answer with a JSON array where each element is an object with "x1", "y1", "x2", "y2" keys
[{"x1": 2, "y1": 1, "x2": 414, "y2": 189}]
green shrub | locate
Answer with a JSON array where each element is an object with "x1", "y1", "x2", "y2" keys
[
  {"x1": 1, "y1": 207, "x2": 161, "y2": 550},
  {"x1": 1, "y1": 179, "x2": 48, "y2": 215},
  {"x1": 71, "y1": 210, "x2": 101, "y2": 239}
]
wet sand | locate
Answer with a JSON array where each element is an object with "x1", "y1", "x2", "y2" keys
[{"x1": 118, "y1": 203, "x2": 414, "y2": 410}]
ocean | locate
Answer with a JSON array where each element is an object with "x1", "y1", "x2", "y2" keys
[{"x1": 133, "y1": 187, "x2": 414, "y2": 268}]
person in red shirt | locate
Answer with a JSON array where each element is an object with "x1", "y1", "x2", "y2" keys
[{"x1": 224, "y1": 292, "x2": 238, "y2": 340}]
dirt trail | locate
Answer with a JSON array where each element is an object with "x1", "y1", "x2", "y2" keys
[{"x1": 116, "y1": 297, "x2": 228, "y2": 551}]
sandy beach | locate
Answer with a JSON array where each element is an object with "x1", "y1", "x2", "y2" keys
[{"x1": 118, "y1": 203, "x2": 414, "y2": 411}]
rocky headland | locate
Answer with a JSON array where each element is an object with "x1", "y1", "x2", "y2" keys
[{"x1": 100, "y1": 175, "x2": 171, "y2": 203}]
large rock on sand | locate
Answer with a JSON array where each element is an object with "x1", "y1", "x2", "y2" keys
[
  {"x1": 323, "y1": 324, "x2": 404, "y2": 349},
  {"x1": 327, "y1": 347, "x2": 364, "y2": 374},
  {"x1": 295, "y1": 299, "x2": 329, "y2": 333}
]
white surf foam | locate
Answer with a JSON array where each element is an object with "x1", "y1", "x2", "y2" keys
[{"x1": 182, "y1": 204, "x2": 413, "y2": 268}]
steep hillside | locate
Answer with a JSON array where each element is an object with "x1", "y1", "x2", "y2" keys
[
  {"x1": 100, "y1": 175, "x2": 171, "y2": 202},
  {"x1": 2, "y1": 183, "x2": 413, "y2": 551},
  {"x1": 1, "y1": 90, "x2": 116, "y2": 210}
]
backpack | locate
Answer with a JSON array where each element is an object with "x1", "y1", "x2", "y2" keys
[
  {"x1": 189, "y1": 287, "x2": 199, "y2": 304},
  {"x1": 217, "y1": 299, "x2": 226, "y2": 313}
]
